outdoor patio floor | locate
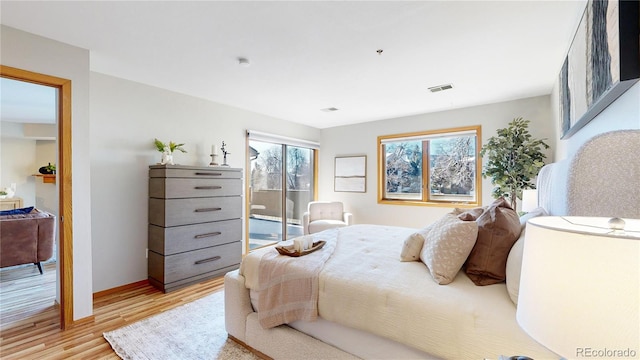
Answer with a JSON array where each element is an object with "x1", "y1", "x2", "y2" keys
[{"x1": 249, "y1": 217, "x2": 303, "y2": 250}]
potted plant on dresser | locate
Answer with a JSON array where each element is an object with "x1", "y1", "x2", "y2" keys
[{"x1": 153, "y1": 138, "x2": 187, "y2": 165}]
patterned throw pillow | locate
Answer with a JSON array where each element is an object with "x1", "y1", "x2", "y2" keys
[{"x1": 419, "y1": 213, "x2": 478, "y2": 285}]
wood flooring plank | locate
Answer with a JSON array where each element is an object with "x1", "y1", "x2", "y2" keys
[{"x1": 0, "y1": 265, "x2": 225, "y2": 359}]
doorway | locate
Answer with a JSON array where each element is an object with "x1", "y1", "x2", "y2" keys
[
  {"x1": 246, "y1": 131, "x2": 318, "y2": 252},
  {"x1": 0, "y1": 65, "x2": 73, "y2": 329}
]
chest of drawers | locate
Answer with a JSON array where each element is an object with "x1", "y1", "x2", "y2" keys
[{"x1": 148, "y1": 165, "x2": 242, "y2": 292}]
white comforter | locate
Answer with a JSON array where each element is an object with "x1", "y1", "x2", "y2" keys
[{"x1": 241, "y1": 224, "x2": 557, "y2": 359}]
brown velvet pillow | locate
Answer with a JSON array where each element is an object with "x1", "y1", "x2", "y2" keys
[
  {"x1": 465, "y1": 197, "x2": 521, "y2": 286},
  {"x1": 455, "y1": 207, "x2": 485, "y2": 221}
]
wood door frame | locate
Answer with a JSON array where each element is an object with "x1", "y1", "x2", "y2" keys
[{"x1": 1, "y1": 65, "x2": 74, "y2": 329}]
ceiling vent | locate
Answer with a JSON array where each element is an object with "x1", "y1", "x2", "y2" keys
[
  {"x1": 321, "y1": 107, "x2": 339, "y2": 112},
  {"x1": 428, "y1": 84, "x2": 453, "y2": 93}
]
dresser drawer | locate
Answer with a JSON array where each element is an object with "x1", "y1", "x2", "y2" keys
[
  {"x1": 149, "y1": 178, "x2": 241, "y2": 199},
  {"x1": 149, "y1": 196, "x2": 241, "y2": 227},
  {"x1": 148, "y1": 242, "x2": 242, "y2": 284},
  {"x1": 149, "y1": 219, "x2": 241, "y2": 255},
  {"x1": 149, "y1": 166, "x2": 241, "y2": 179}
]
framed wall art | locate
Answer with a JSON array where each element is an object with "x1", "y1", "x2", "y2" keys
[
  {"x1": 334, "y1": 155, "x2": 366, "y2": 192},
  {"x1": 559, "y1": 0, "x2": 639, "y2": 139}
]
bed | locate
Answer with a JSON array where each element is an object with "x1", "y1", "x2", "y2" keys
[{"x1": 225, "y1": 130, "x2": 640, "y2": 359}]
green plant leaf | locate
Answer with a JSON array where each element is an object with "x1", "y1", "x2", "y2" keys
[
  {"x1": 480, "y1": 117, "x2": 549, "y2": 208},
  {"x1": 154, "y1": 139, "x2": 187, "y2": 153},
  {"x1": 154, "y1": 138, "x2": 166, "y2": 152}
]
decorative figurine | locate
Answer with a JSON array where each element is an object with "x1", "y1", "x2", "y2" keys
[{"x1": 221, "y1": 141, "x2": 230, "y2": 166}]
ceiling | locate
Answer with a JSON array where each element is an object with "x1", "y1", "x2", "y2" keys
[{"x1": 0, "y1": 1, "x2": 587, "y2": 129}]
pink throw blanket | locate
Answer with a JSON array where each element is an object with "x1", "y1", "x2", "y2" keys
[{"x1": 255, "y1": 230, "x2": 339, "y2": 329}]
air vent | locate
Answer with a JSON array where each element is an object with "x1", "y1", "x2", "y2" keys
[
  {"x1": 321, "y1": 107, "x2": 339, "y2": 112},
  {"x1": 428, "y1": 84, "x2": 454, "y2": 93}
]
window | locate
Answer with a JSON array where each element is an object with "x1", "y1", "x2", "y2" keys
[{"x1": 378, "y1": 125, "x2": 481, "y2": 207}]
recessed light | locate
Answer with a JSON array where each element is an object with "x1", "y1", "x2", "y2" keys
[
  {"x1": 321, "y1": 107, "x2": 339, "y2": 112},
  {"x1": 428, "y1": 83, "x2": 454, "y2": 93}
]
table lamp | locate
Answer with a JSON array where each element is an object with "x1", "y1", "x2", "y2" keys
[{"x1": 517, "y1": 216, "x2": 640, "y2": 359}]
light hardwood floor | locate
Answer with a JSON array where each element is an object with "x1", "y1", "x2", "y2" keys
[
  {"x1": 0, "y1": 265, "x2": 224, "y2": 359},
  {"x1": 0, "y1": 262, "x2": 57, "y2": 332}
]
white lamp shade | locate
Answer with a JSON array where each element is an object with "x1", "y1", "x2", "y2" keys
[
  {"x1": 517, "y1": 216, "x2": 640, "y2": 358},
  {"x1": 521, "y1": 189, "x2": 538, "y2": 213}
]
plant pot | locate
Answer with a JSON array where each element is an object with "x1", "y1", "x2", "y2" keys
[
  {"x1": 39, "y1": 162, "x2": 55, "y2": 174},
  {"x1": 39, "y1": 166, "x2": 54, "y2": 174}
]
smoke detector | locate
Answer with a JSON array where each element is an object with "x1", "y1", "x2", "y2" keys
[
  {"x1": 238, "y1": 57, "x2": 250, "y2": 67},
  {"x1": 321, "y1": 107, "x2": 339, "y2": 112}
]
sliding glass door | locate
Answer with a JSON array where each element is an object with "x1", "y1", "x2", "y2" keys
[
  {"x1": 247, "y1": 135, "x2": 316, "y2": 251},
  {"x1": 285, "y1": 145, "x2": 314, "y2": 241}
]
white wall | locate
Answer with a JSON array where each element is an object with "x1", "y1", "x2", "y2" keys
[
  {"x1": 0, "y1": 137, "x2": 56, "y2": 212},
  {"x1": 35, "y1": 140, "x2": 58, "y2": 215},
  {"x1": 1, "y1": 25, "x2": 93, "y2": 320},
  {"x1": 89, "y1": 72, "x2": 320, "y2": 292},
  {"x1": 0, "y1": 137, "x2": 36, "y2": 205},
  {"x1": 319, "y1": 95, "x2": 554, "y2": 228}
]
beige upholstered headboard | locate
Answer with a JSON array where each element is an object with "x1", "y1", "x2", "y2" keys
[{"x1": 538, "y1": 130, "x2": 640, "y2": 218}]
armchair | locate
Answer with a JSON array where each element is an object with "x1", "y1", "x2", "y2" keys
[{"x1": 303, "y1": 201, "x2": 352, "y2": 235}]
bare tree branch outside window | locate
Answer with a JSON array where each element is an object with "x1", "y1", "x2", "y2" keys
[{"x1": 379, "y1": 126, "x2": 481, "y2": 206}]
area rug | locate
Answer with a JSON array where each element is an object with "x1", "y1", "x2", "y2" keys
[{"x1": 103, "y1": 291, "x2": 259, "y2": 360}]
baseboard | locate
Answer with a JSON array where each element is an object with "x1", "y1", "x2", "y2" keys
[
  {"x1": 71, "y1": 314, "x2": 95, "y2": 328},
  {"x1": 93, "y1": 279, "x2": 149, "y2": 299}
]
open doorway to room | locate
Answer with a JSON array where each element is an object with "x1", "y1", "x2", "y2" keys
[
  {"x1": 0, "y1": 65, "x2": 73, "y2": 330},
  {"x1": 0, "y1": 76, "x2": 58, "y2": 331},
  {"x1": 245, "y1": 131, "x2": 318, "y2": 252}
]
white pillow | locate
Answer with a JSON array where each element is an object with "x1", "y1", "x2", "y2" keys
[
  {"x1": 518, "y1": 207, "x2": 548, "y2": 231},
  {"x1": 505, "y1": 230, "x2": 526, "y2": 305},
  {"x1": 400, "y1": 232, "x2": 426, "y2": 262},
  {"x1": 419, "y1": 214, "x2": 478, "y2": 285},
  {"x1": 506, "y1": 207, "x2": 548, "y2": 305}
]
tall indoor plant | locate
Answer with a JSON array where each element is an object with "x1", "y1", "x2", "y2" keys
[{"x1": 480, "y1": 117, "x2": 549, "y2": 210}]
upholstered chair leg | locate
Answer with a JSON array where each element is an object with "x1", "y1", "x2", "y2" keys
[{"x1": 35, "y1": 262, "x2": 43, "y2": 275}]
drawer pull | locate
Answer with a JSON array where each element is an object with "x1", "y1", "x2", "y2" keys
[
  {"x1": 194, "y1": 186, "x2": 222, "y2": 190},
  {"x1": 195, "y1": 231, "x2": 222, "y2": 239},
  {"x1": 195, "y1": 172, "x2": 222, "y2": 176},
  {"x1": 195, "y1": 256, "x2": 221, "y2": 265},
  {"x1": 195, "y1": 207, "x2": 222, "y2": 212}
]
